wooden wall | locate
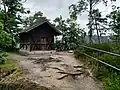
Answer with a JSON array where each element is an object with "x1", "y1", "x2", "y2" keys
[{"x1": 20, "y1": 23, "x2": 55, "y2": 51}]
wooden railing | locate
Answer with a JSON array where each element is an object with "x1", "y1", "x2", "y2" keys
[{"x1": 79, "y1": 45, "x2": 120, "y2": 72}]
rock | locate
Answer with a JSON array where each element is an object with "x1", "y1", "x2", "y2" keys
[{"x1": 68, "y1": 50, "x2": 73, "y2": 53}]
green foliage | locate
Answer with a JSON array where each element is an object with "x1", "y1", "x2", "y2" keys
[
  {"x1": 90, "y1": 9, "x2": 108, "y2": 43},
  {"x1": 0, "y1": 11, "x2": 12, "y2": 48},
  {"x1": 1, "y1": 0, "x2": 28, "y2": 48},
  {"x1": 74, "y1": 44, "x2": 120, "y2": 90},
  {"x1": 99, "y1": 54, "x2": 120, "y2": 68},
  {"x1": 0, "y1": 10, "x2": 12, "y2": 64},
  {"x1": 74, "y1": 48, "x2": 86, "y2": 59},
  {"x1": 103, "y1": 72, "x2": 120, "y2": 90},
  {"x1": 54, "y1": 16, "x2": 85, "y2": 50},
  {"x1": 0, "y1": 55, "x2": 5, "y2": 64},
  {"x1": 89, "y1": 44, "x2": 113, "y2": 51},
  {"x1": 98, "y1": 56, "x2": 120, "y2": 90},
  {"x1": 88, "y1": 44, "x2": 120, "y2": 54},
  {"x1": 108, "y1": 6, "x2": 120, "y2": 43},
  {"x1": 0, "y1": 29, "x2": 12, "y2": 47},
  {"x1": 23, "y1": 11, "x2": 49, "y2": 29},
  {"x1": 0, "y1": 51, "x2": 8, "y2": 64},
  {"x1": 69, "y1": 0, "x2": 88, "y2": 20},
  {"x1": 54, "y1": 40, "x2": 63, "y2": 51},
  {"x1": 0, "y1": 56, "x2": 16, "y2": 69},
  {"x1": 69, "y1": 0, "x2": 116, "y2": 44},
  {"x1": 4, "y1": 0, "x2": 26, "y2": 32}
]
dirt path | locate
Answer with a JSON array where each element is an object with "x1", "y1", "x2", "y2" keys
[{"x1": 9, "y1": 52, "x2": 103, "y2": 90}]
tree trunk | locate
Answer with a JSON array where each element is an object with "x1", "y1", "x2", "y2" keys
[
  {"x1": 89, "y1": 0, "x2": 93, "y2": 44},
  {"x1": 95, "y1": 18, "x2": 100, "y2": 44},
  {"x1": 2, "y1": 0, "x2": 7, "y2": 32}
]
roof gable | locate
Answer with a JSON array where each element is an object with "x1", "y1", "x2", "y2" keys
[{"x1": 20, "y1": 21, "x2": 61, "y2": 35}]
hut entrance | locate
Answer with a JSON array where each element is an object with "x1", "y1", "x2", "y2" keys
[{"x1": 40, "y1": 37, "x2": 47, "y2": 50}]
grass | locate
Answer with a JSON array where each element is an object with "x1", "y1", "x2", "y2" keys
[
  {"x1": 0, "y1": 56, "x2": 23, "y2": 83},
  {"x1": 0, "y1": 59, "x2": 17, "y2": 68}
]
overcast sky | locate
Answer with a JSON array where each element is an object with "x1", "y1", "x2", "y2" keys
[{"x1": 24, "y1": 0, "x2": 120, "y2": 31}]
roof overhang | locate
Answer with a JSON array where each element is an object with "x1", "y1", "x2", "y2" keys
[{"x1": 19, "y1": 21, "x2": 62, "y2": 36}]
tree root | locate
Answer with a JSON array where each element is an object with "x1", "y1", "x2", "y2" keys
[
  {"x1": 57, "y1": 75, "x2": 69, "y2": 80},
  {"x1": 49, "y1": 67, "x2": 64, "y2": 71},
  {"x1": 57, "y1": 71, "x2": 84, "y2": 76}
]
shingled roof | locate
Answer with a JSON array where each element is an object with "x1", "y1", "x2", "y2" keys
[{"x1": 20, "y1": 20, "x2": 61, "y2": 35}]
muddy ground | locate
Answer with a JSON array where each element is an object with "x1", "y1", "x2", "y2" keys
[{"x1": 9, "y1": 51, "x2": 103, "y2": 90}]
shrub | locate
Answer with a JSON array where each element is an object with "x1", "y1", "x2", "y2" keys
[
  {"x1": 88, "y1": 44, "x2": 113, "y2": 52},
  {"x1": 0, "y1": 50, "x2": 8, "y2": 64}
]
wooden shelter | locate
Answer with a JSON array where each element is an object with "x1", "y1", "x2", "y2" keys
[{"x1": 19, "y1": 21, "x2": 61, "y2": 51}]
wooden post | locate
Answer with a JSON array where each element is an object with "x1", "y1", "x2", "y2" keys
[
  {"x1": 31, "y1": 35, "x2": 39, "y2": 50},
  {"x1": 23, "y1": 40, "x2": 25, "y2": 50},
  {"x1": 30, "y1": 36, "x2": 32, "y2": 52},
  {"x1": 25, "y1": 40, "x2": 27, "y2": 50}
]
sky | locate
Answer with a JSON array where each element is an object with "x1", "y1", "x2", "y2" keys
[{"x1": 23, "y1": 0, "x2": 120, "y2": 32}]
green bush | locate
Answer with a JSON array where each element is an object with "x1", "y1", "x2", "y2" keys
[
  {"x1": 0, "y1": 50, "x2": 8, "y2": 64},
  {"x1": 103, "y1": 71, "x2": 120, "y2": 90},
  {"x1": 74, "y1": 47, "x2": 86, "y2": 58},
  {"x1": 99, "y1": 54, "x2": 120, "y2": 69},
  {"x1": 0, "y1": 30, "x2": 12, "y2": 48},
  {"x1": 88, "y1": 44, "x2": 120, "y2": 54},
  {"x1": 88, "y1": 44, "x2": 113, "y2": 52}
]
